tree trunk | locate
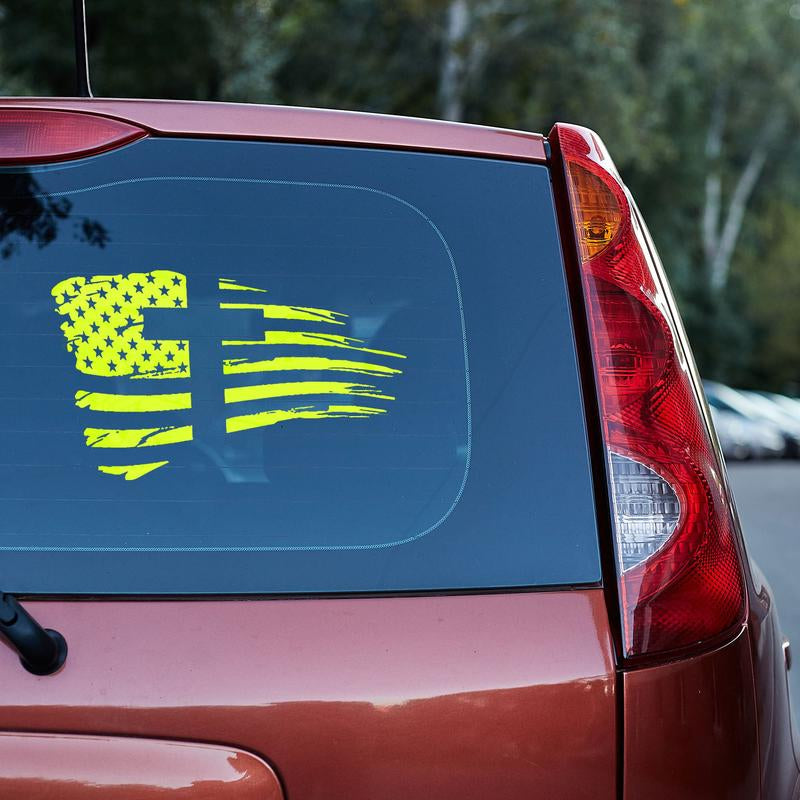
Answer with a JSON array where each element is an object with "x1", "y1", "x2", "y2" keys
[
  {"x1": 702, "y1": 88, "x2": 726, "y2": 271},
  {"x1": 702, "y1": 89, "x2": 781, "y2": 292},
  {"x1": 708, "y1": 141, "x2": 770, "y2": 291},
  {"x1": 437, "y1": 0, "x2": 470, "y2": 121}
]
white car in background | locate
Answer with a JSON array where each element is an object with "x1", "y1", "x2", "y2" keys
[
  {"x1": 759, "y1": 392, "x2": 800, "y2": 424},
  {"x1": 710, "y1": 406, "x2": 755, "y2": 461},
  {"x1": 704, "y1": 381, "x2": 787, "y2": 459},
  {"x1": 739, "y1": 390, "x2": 800, "y2": 458}
]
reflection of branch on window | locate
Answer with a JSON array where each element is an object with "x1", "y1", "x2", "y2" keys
[
  {"x1": 0, "y1": 172, "x2": 109, "y2": 259},
  {"x1": 77, "y1": 218, "x2": 110, "y2": 248}
]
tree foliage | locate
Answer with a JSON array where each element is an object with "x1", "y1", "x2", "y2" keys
[{"x1": 1, "y1": 0, "x2": 798, "y2": 390}]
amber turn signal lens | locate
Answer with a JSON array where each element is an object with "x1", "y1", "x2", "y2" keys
[{"x1": 566, "y1": 162, "x2": 622, "y2": 261}]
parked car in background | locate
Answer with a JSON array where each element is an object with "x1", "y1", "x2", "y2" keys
[
  {"x1": 741, "y1": 391, "x2": 800, "y2": 457},
  {"x1": 710, "y1": 406, "x2": 755, "y2": 461},
  {"x1": 759, "y1": 392, "x2": 800, "y2": 425},
  {"x1": 0, "y1": 103, "x2": 796, "y2": 800},
  {"x1": 703, "y1": 381, "x2": 787, "y2": 458}
]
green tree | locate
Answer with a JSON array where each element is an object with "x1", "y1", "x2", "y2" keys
[{"x1": 1, "y1": 0, "x2": 799, "y2": 389}]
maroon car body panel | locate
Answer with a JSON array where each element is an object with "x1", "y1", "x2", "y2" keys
[
  {"x1": 623, "y1": 590, "x2": 800, "y2": 799},
  {"x1": 0, "y1": 733, "x2": 283, "y2": 799},
  {"x1": 748, "y1": 564, "x2": 800, "y2": 799},
  {"x1": 0, "y1": 592, "x2": 616, "y2": 799},
  {"x1": 0, "y1": 97, "x2": 547, "y2": 162},
  {"x1": 623, "y1": 628, "x2": 760, "y2": 798}
]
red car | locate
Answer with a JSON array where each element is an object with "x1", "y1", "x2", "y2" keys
[{"x1": 0, "y1": 99, "x2": 796, "y2": 799}]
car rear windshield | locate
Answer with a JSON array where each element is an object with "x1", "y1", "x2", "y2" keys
[{"x1": 0, "y1": 137, "x2": 600, "y2": 593}]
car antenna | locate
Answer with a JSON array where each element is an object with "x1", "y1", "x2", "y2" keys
[
  {"x1": 72, "y1": 0, "x2": 93, "y2": 97},
  {"x1": 0, "y1": 592, "x2": 67, "y2": 675}
]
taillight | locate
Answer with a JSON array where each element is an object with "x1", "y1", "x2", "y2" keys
[
  {"x1": 553, "y1": 123, "x2": 746, "y2": 658},
  {"x1": 0, "y1": 109, "x2": 146, "y2": 164}
]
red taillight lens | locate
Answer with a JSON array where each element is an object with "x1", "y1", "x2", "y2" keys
[
  {"x1": 555, "y1": 123, "x2": 746, "y2": 658},
  {"x1": 0, "y1": 109, "x2": 146, "y2": 164}
]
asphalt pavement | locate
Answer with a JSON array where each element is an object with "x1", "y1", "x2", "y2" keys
[{"x1": 727, "y1": 461, "x2": 800, "y2": 703}]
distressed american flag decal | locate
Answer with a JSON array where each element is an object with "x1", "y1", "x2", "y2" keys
[{"x1": 51, "y1": 272, "x2": 406, "y2": 480}]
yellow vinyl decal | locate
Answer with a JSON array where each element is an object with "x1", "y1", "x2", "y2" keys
[
  {"x1": 97, "y1": 461, "x2": 170, "y2": 481},
  {"x1": 219, "y1": 301, "x2": 347, "y2": 326},
  {"x1": 220, "y1": 329, "x2": 406, "y2": 358},
  {"x1": 51, "y1": 270, "x2": 190, "y2": 379},
  {"x1": 74, "y1": 390, "x2": 192, "y2": 413},
  {"x1": 52, "y1": 272, "x2": 406, "y2": 481},
  {"x1": 222, "y1": 356, "x2": 402, "y2": 378},
  {"x1": 224, "y1": 380, "x2": 394, "y2": 405},
  {"x1": 219, "y1": 278, "x2": 268, "y2": 293},
  {"x1": 225, "y1": 404, "x2": 387, "y2": 434},
  {"x1": 83, "y1": 425, "x2": 194, "y2": 449}
]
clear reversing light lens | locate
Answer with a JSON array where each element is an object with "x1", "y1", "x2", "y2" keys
[{"x1": 608, "y1": 453, "x2": 680, "y2": 572}]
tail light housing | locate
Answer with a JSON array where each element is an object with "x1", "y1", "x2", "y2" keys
[
  {"x1": 553, "y1": 123, "x2": 746, "y2": 658},
  {"x1": 0, "y1": 109, "x2": 146, "y2": 165}
]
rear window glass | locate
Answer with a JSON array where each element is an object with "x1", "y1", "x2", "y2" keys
[{"x1": 0, "y1": 138, "x2": 599, "y2": 593}]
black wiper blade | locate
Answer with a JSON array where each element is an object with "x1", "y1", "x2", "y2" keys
[{"x1": 0, "y1": 593, "x2": 67, "y2": 675}]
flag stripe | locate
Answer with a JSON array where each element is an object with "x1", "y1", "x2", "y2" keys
[
  {"x1": 219, "y1": 278, "x2": 268, "y2": 292},
  {"x1": 83, "y1": 425, "x2": 193, "y2": 448},
  {"x1": 222, "y1": 356, "x2": 401, "y2": 378},
  {"x1": 226, "y1": 404, "x2": 386, "y2": 434},
  {"x1": 221, "y1": 330, "x2": 406, "y2": 359},
  {"x1": 220, "y1": 302, "x2": 346, "y2": 325},
  {"x1": 98, "y1": 461, "x2": 169, "y2": 480},
  {"x1": 75, "y1": 390, "x2": 192, "y2": 412},
  {"x1": 224, "y1": 380, "x2": 393, "y2": 405}
]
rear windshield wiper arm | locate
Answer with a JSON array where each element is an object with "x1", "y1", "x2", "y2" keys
[{"x1": 0, "y1": 593, "x2": 67, "y2": 675}]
